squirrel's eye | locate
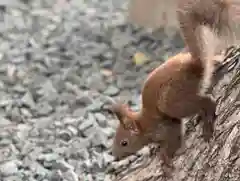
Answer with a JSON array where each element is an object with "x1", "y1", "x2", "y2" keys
[{"x1": 120, "y1": 139, "x2": 129, "y2": 147}]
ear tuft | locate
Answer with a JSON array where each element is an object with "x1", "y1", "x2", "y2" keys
[
  {"x1": 127, "y1": 120, "x2": 142, "y2": 135},
  {"x1": 108, "y1": 102, "x2": 129, "y2": 128}
]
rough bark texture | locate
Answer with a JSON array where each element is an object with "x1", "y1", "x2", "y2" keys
[{"x1": 105, "y1": 46, "x2": 240, "y2": 181}]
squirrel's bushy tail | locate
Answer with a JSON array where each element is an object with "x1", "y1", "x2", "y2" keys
[
  {"x1": 127, "y1": 0, "x2": 240, "y2": 92},
  {"x1": 217, "y1": 0, "x2": 240, "y2": 50},
  {"x1": 127, "y1": 0, "x2": 240, "y2": 51},
  {"x1": 194, "y1": 0, "x2": 240, "y2": 92}
]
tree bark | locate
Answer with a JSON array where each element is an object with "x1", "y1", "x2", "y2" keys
[{"x1": 105, "y1": 46, "x2": 240, "y2": 181}]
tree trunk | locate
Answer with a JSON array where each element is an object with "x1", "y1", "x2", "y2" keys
[{"x1": 105, "y1": 46, "x2": 240, "y2": 181}]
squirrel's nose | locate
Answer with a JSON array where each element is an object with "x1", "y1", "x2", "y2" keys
[
  {"x1": 107, "y1": 150, "x2": 120, "y2": 161},
  {"x1": 108, "y1": 150, "x2": 113, "y2": 155}
]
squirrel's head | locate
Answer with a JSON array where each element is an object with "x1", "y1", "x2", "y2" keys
[{"x1": 108, "y1": 103, "x2": 149, "y2": 160}]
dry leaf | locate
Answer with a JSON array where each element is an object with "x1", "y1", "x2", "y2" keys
[{"x1": 133, "y1": 52, "x2": 149, "y2": 65}]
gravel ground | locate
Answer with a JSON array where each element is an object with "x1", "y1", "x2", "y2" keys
[{"x1": 0, "y1": 0, "x2": 184, "y2": 180}]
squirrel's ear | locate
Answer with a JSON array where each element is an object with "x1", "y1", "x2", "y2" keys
[
  {"x1": 127, "y1": 120, "x2": 142, "y2": 135},
  {"x1": 108, "y1": 103, "x2": 128, "y2": 128}
]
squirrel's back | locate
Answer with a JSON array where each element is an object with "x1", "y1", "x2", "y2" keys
[{"x1": 141, "y1": 53, "x2": 204, "y2": 118}]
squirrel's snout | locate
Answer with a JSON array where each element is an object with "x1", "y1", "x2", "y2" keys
[
  {"x1": 108, "y1": 150, "x2": 124, "y2": 162},
  {"x1": 108, "y1": 150, "x2": 113, "y2": 156},
  {"x1": 107, "y1": 150, "x2": 119, "y2": 161}
]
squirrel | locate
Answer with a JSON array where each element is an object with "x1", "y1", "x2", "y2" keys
[
  {"x1": 109, "y1": 52, "x2": 218, "y2": 167},
  {"x1": 108, "y1": 0, "x2": 240, "y2": 168}
]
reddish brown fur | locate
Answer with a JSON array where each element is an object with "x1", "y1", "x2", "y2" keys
[
  {"x1": 110, "y1": 0, "x2": 240, "y2": 167},
  {"x1": 176, "y1": 0, "x2": 239, "y2": 92},
  {"x1": 110, "y1": 53, "x2": 216, "y2": 162}
]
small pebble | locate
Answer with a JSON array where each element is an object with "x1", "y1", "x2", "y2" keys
[
  {"x1": 0, "y1": 160, "x2": 19, "y2": 176},
  {"x1": 103, "y1": 85, "x2": 119, "y2": 96},
  {"x1": 21, "y1": 91, "x2": 36, "y2": 109},
  {"x1": 58, "y1": 130, "x2": 72, "y2": 142},
  {"x1": 53, "y1": 159, "x2": 74, "y2": 172},
  {"x1": 67, "y1": 125, "x2": 78, "y2": 136},
  {"x1": 62, "y1": 169, "x2": 79, "y2": 181},
  {"x1": 38, "y1": 153, "x2": 60, "y2": 162},
  {"x1": 94, "y1": 113, "x2": 107, "y2": 127}
]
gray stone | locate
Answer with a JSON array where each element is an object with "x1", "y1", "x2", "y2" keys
[
  {"x1": 27, "y1": 147, "x2": 44, "y2": 161},
  {"x1": 0, "y1": 115, "x2": 12, "y2": 127},
  {"x1": 65, "y1": 82, "x2": 80, "y2": 95},
  {"x1": 16, "y1": 124, "x2": 31, "y2": 141},
  {"x1": 28, "y1": 161, "x2": 50, "y2": 177},
  {"x1": 7, "y1": 107, "x2": 22, "y2": 123},
  {"x1": 111, "y1": 31, "x2": 134, "y2": 49},
  {"x1": 3, "y1": 175, "x2": 22, "y2": 181},
  {"x1": 86, "y1": 101, "x2": 104, "y2": 112},
  {"x1": 78, "y1": 56, "x2": 93, "y2": 67},
  {"x1": 29, "y1": 128, "x2": 40, "y2": 138},
  {"x1": 50, "y1": 170, "x2": 63, "y2": 181},
  {"x1": 20, "y1": 108, "x2": 32, "y2": 118},
  {"x1": 78, "y1": 117, "x2": 94, "y2": 133},
  {"x1": 59, "y1": 92, "x2": 76, "y2": 105},
  {"x1": 68, "y1": 146, "x2": 90, "y2": 160},
  {"x1": 67, "y1": 159, "x2": 79, "y2": 170},
  {"x1": 34, "y1": 117, "x2": 52, "y2": 129},
  {"x1": 0, "y1": 160, "x2": 19, "y2": 176},
  {"x1": 118, "y1": 90, "x2": 132, "y2": 100},
  {"x1": 0, "y1": 96, "x2": 13, "y2": 107},
  {"x1": 58, "y1": 130, "x2": 72, "y2": 142},
  {"x1": 63, "y1": 117, "x2": 80, "y2": 125},
  {"x1": 0, "y1": 138, "x2": 12, "y2": 146},
  {"x1": 103, "y1": 85, "x2": 119, "y2": 96},
  {"x1": 87, "y1": 112, "x2": 97, "y2": 124},
  {"x1": 101, "y1": 127, "x2": 115, "y2": 139},
  {"x1": 35, "y1": 102, "x2": 53, "y2": 116},
  {"x1": 103, "y1": 50, "x2": 115, "y2": 60},
  {"x1": 40, "y1": 80, "x2": 57, "y2": 96},
  {"x1": 94, "y1": 172, "x2": 105, "y2": 181},
  {"x1": 21, "y1": 141, "x2": 35, "y2": 155},
  {"x1": 70, "y1": 138, "x2": 92, "y2": 151},
  {"x1": 62, "y1": 169, "x2": 79, "y2": 181},
  {"x1": 116, "y1": 76, "x2": 137, "y2": 89},
  {"x1": 94, "y1": 113, "x2": 107, "y2": 127},
  {"x1": 54, "y1": 147, "x2": 68, "y2": 156},
  {"x1": 81, "y1": 159, "x2": 93, "y2": 172},
  {"x1": 85, "y1": 174, "x2": 94, "y2": 181},
  {"x1": 90, "y1": 131, "x2": 108, "y2": 148},
  {"x1": 67, "y1": 125, "x2": 78, "y2": 136},
  {"x1": 102, "y1": 152, "x2": 114, "y2": 166},
  {"x1": 38, "y1": 153, "x2": 60, "y2": 162},
  {"x1": 100, "y1": 60, "x2": 113, "y2": 69},
  {"x1": 72, "y1": 108, "x2": 86, "y2": 118},
  {"x1": 86, "y1": 74, "x2": 106, "y2": 92},
  {"x1": 91, "y1": 158, "x2": 103, "y2": 172},
  {"x1": 54, "y1": 120, "x2": 63, "y2": 127},
  {"x1": 79, "y1": 125, "x2": 97, "y2": 137},
  {"x1": 21, "y1": 91, "x2": 36, "y2": 109},
  {"x1": 55, "y1": 105, "x2": 69, "y2": 116},
  {"x1": 53, "y1": 159, "x2": 74, "y2": 172},
  {"x1": 12, "y1": 84, "x2": 26, "y2": 93},
  {"x1": 0, "y1": 81, "x2": 4, "y2": 89}
]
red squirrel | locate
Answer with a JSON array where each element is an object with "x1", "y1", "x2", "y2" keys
[
  {"x1": 108, "y1": 0, "x2": 240, "y2": 165},
  {"x1": 109, "y1": 52, "x2": 217, "y2": 164}
]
